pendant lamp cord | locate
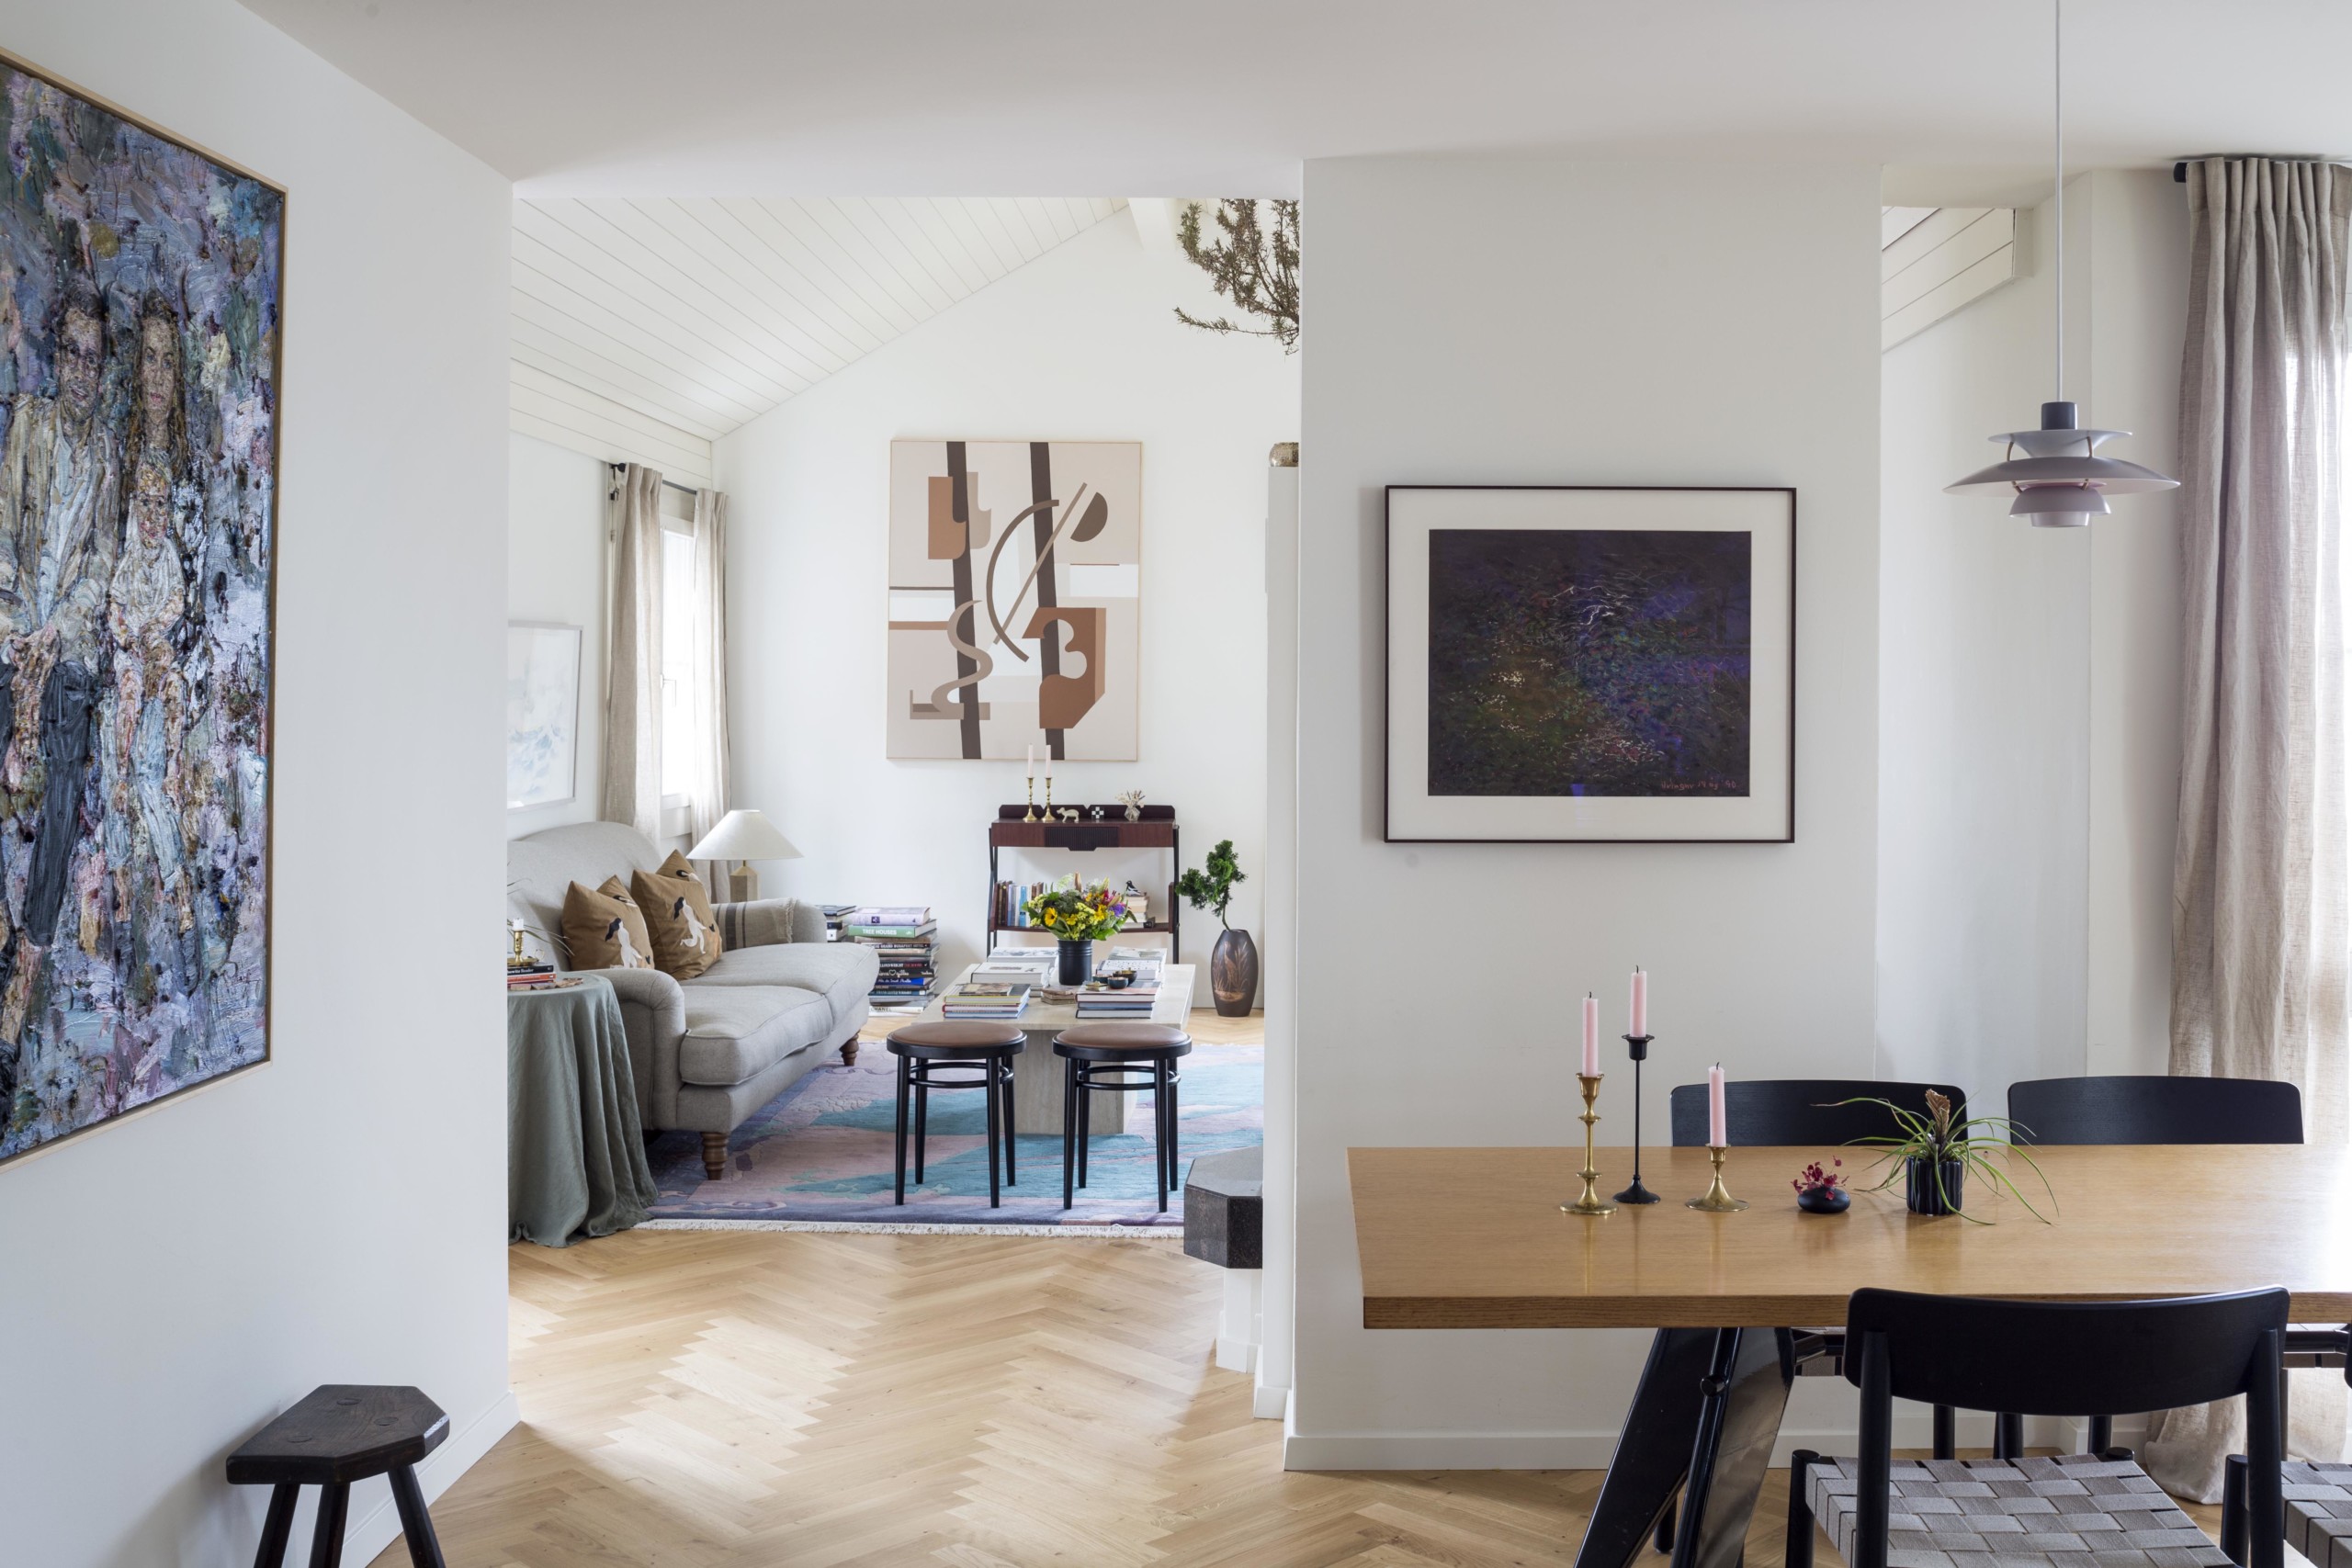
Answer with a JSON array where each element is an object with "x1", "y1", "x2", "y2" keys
[{"x1": 2052, "y1": 0, "x2": 2064, "y2": 404}]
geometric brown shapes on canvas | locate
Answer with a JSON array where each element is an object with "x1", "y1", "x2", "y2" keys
[{"x1": 1026, "y1": 604, "x2": 1105, "y2": 731}]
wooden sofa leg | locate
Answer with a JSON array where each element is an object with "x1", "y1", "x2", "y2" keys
[
  {"x1": 840, "y1": 1036, "x2": 859, "y2": 1066},
  {"x1": 701, "y1": 1132, "x2": 728, "y2": 1181}
]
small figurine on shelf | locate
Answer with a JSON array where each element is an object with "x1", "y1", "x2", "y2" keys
[
  {"x1": 1116, "y1": 789, "x2": 1146, "y2": 822},
  {"x1": 1089, "y1": 805, "x2": 1106, "y2": 820},
  {"x1": 1059, "y1": 807, "x2": 1081, "y2": 823}
]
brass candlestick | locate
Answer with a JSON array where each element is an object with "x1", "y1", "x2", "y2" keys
[
  {"x1": 1562, "y1": 1074, "x2": 1617, "y2": 1216},
  {"x1": 1043, "y1": 774, "x2": 1056, "y2": 814},
  {"x1": 1023, "y1": 775, "x2": 1040, "y2": 822},
  {"x1": 1686, "y1": 1145, "x2": 1747, "y2": 1212}
]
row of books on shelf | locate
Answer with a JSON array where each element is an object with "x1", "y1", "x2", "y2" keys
[{"x1": 989, "y1": 882, "x2": 1154, "y2": 929}]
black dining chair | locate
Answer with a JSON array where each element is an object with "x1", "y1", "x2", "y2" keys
[
  {"x1": 2007, "y1": 1074, "x2": 2310, "y2": 1455},
  {"x1": 1788, "y1": 1286, "x2": 2288, "y2": 1568}
]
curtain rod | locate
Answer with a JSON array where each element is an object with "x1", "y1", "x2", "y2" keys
[{"x1": 606, "y1": 460, "x2": 700, "y2": 496}]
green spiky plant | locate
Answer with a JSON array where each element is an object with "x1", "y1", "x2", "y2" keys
[
  {"x1": 1174, "y1": 840, "x2": 1246, "y2": 929},
  {"x1": 1837, "y1": 1089, "x2": 2056, "y2": 1224},
  {"x1": 1174, "y1": 199, "x2": 1299, "y2": 352}
]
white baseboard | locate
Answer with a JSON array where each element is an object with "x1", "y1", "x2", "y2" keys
[
  {"x1": 341, "y1": 1389, "x2": 520, "y2": 1562},
  {"x1": 1216, "y1": 1335, "x2": 1260, "y2": 1373},
  {"x1": 1252, "y1": 1375, "x2": 1291, "y2": 1421},
  {"x1": 1282, "y1": 1409, "x2": 2096, "y2": 1472}
]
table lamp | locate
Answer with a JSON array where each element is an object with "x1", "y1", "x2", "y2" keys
[{"x1": 686, "y1": 808, "x2": 802, "y2": 903}]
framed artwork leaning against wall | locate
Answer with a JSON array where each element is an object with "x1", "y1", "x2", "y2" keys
[
  {"x1": 0, "y1": 51, "x2": 285, "y2": 1167},
  {"x1": 1385, "y1": 486, "x2": 1793, "y2": 843}
]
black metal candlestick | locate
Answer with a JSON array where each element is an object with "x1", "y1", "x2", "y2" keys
[{"x1": 1613, "y1": 1034, "x2": 1660, "y2": 1204}]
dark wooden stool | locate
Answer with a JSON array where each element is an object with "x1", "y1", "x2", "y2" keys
[
  {"x1": 226, "y1": 1384, "x2": 448, "y2": 1567},
  {"x1": 1053, "y1": 1021, "x2": 1192, "y2": 1212},
  {"x1": 887, "y1": 1020, "x2": 1025, "y2": 1206}
]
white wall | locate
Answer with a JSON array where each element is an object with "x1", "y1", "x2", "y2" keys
[
  {"x1": 1877, "y1": 171, "x2": 2188, "y2": 1102},
  {"x1": 0, "y1": 3, "x2": 514, "y2": 1563},
  {"x1": 508, "y1": 433, "x2": 609, "y2": 838},
  {"x1": 1289, "y1": 158, "x2": 1883, "y2": 1465},
  {"x1": 718, "y1": 212, "x2": 1299, "y2": 976}
]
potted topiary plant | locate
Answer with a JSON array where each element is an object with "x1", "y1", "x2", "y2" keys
[
  {"x1": 1175, "y1": 839, "x2": 1255, "y2": 1017},
  {"x1": 1838, "y1": 1089, "x2": 2055, "y2": 1222}
]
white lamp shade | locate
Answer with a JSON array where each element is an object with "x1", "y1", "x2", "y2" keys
[{"x1": 687, "y1": 808, "x2": 802, "y2": 863}]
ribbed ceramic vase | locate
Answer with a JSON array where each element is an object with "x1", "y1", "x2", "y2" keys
[{"x1": 1210, "y1": 929, "x2": 1259, "y2": 1018}]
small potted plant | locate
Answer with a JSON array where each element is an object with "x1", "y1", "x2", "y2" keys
[
  {"x1": 1020, "y1": 876, "x2": 1134, "y2": 986},
  {"x1": 1791, "y1": 1158, "x2": 1849, "y2": 1214},
  {"x1": 1838, "y1": 1089, "x2": 2054, "y2": 1223},
  {"x1": 1175, "y1": 839, "x2": 1254, "y2": 1017}
]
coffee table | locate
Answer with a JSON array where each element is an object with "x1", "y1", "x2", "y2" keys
[{"x1": 917, "y1": 963, "x2": 1195, "y2": 1137}]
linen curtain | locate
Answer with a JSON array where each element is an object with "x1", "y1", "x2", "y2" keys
[
  {"x1": 684, "y1": 487, "x2": 732, "y2": 848},
  {"x1": 2148, "y1": 156, "x2": 2352, "y2": 1501},
  {"x1": 601, "y1": 464, "x2": 664, "y2": 840}
]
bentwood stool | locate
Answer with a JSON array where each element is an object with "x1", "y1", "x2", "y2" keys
[
  {"x1": 1053, "y1": 1021, "x2": 1192, "y2": 1213},
  {"x1": 1787, "y1": 1287, "x2": 2289, "y2": 1568},
  {"x1": 887, "y1": 1020, "x2": 1024, "y2": 1207},
  {"x1": 226, "y1": 1384, "x2": 448, "y2": 1567}
]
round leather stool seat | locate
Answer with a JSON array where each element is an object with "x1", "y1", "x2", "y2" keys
[
  {"x1": 1052, "y1": 1021, "x2": 1191, "y2": 1057},
  {"x1": 887, "y1": 1021, "x2": 1026, "y2": 1055}
]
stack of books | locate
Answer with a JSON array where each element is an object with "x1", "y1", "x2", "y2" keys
[
  {"x1": 844, "y1": 907, "x2": 938, "y2": 1009},
  {"x1": 820, "y1": 904, "x2": 857, "y2": 942},
  {"x1": 507, "y1": 962, "x2": 579, "y2": 994},
  {"x1": 942, "y1": 981, "x2": 1030, "y2": 1021},
  {"x1": 974, "y1": 945, "x2": 1057, "y2": 989},
  {"x1": 1075, "y1": 982, "x2": 1159, "y2": 1019}
]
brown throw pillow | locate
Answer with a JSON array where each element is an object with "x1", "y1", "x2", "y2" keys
[
  {"x1": 633, "y1": 852, "x2": 724, "y2": 979},
  {"x1": 560, "y1": 877, "x2": 657, "y2": 971}
]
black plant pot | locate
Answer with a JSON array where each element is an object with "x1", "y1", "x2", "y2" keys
[
  {"x1": 1057, "y1": 939, "x2": 1093, "y2": 987},
  {"x1": 1211, "y1": 928, "x2": 1260, "y2": 1018},
  {"x1": 1905, "y1": 1156, "x2": 1965, "y2": 1216},
  {"x1": 1796, "y1": 1186, "x2": 1850, "y2": 1214}
]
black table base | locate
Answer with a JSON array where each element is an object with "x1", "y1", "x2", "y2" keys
[{"x1": 1576, "y1": 1328, "x2": 1798, "y2": 1568}]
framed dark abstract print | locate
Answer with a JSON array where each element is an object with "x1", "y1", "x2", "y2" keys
[
  {"x1": 0, "y1": 54, "x2": 283, "y2": 1166},
  {"x1": 1385, "y1": 487, "x2": 1792, "y2": 842}
]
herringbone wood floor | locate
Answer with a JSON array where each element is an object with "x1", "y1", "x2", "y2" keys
[{"x1": 384, "y1": 1010, "x2": 2222, "y2": 1566}]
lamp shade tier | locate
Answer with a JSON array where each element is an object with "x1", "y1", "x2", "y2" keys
[
  {"x1": 1945, "y1": 453, "x2": 2180, "y2": 495},
  {"x1": 686, "y1": 808, "x2": 802, "y2": 862}
]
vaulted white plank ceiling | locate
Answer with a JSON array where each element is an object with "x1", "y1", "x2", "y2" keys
[{"x1": 510, "y1": 197, "x2": 1127, "y2": 486}]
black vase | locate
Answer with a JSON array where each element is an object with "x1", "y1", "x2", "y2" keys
[
  {"x1": 1057, "y1": 939, "x2": 1093, "y2": 986},
  {"x1": 1796, "y1": 1187, "x2": 1850, "y2": 1214},
  {"x1": 1905, "y1": 1156, "x2": 1965, "y2": 1216},
  {"x1": 1211, "y1": 929, "x2": 1260, "y2": 1017}
]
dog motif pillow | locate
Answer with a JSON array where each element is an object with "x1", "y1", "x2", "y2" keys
[
  {"x1": 633, "y1": 852, "x2": 724, "y2": 980},
  {"x1": 560, "y1": 877, "x2": 657, "y2": 971}
]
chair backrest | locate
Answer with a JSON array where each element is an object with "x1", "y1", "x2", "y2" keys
[
  {"x1": 2007, "y1": 1075, "x2": 2302, "y2": 1145},
  {"x1": 1667, "y1": 1079, "x2": 1966, "y2": 1147},
  {"x1": 1843, "y1": 1286, "x2": 2288, "y2": 1416}
]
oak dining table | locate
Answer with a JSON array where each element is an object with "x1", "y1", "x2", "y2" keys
[{"x1": 1350, "y1": 1143, "x2": 2352, "y2": 1568}]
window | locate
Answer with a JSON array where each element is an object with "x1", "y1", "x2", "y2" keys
[{"x1": 660, "y1": 521, "x2": 695, "y2": 803}]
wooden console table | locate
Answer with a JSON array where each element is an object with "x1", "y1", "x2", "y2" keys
[{"x1": 988, "y1": 813, "x2": 1181, "y2": 961}]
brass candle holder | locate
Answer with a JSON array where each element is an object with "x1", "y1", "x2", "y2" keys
[
  {"x1": 1043, "y1": 774, "x2": 1056, "y2": 815},
  {"x1": 1023, "y1": 775, "x2": 1041, "y2": 822},
  {"x1": 1562, "y1": 1073, "x2": 1617, "y2": 1216},
  {"x1": 1686, "y1": 1145, "x2": 1747, "y2": 1212}
]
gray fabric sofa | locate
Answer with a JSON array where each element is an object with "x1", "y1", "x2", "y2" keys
[{"x1": 506, "y1": 821, "x2": 877, "y2": 1179}]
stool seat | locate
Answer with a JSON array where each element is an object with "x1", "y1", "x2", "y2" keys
[
  {"x1": 888, "y1": 1021, "x2": 1026, "y2": 1054},
  {"x1": 227, "y1": 1384, "x2": 448, "y2": 1485},
  {"x1": 1054, "y1": 1021, "x2": 1191, "y2": 1055}
]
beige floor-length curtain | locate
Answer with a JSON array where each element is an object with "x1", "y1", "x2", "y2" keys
[
  {"x1": 2148, "y1": 156, "x2": 2352, "y2": 1501},
  {"x1": 684, "y1": 487, "x2": 731, "y2": 847},
  {"x1": 601, "y1": 464, "x2": 665, "y2": 840}
]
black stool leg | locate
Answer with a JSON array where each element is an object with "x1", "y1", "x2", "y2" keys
[
  {"x1": 2086, "y1": 1415, "x2": 2111, "y2": 1455},
  {"x1": 1153, "y1": 1060, "x2": 1170, "y2": 1213},
  {"x1": 1994, "y1": 1412, "x2": 2023, "y2": 1460},
  {"x1": 912, "y1": 1073, "x2": 929, "y2": 1184},
  {"x1": 984, "y1": 1056, "x2": 1001, "y2": 1207},
  {"x1": 1932, "y1": 1404, "x2": 1955, "y2": 1460},
  {"x1": 1062, "y1": 1055, "x2": 1078, "y2": 1209},
  {"x1": 1786, "y1": 1450, "x2": 1818, "y2": 1568},
  {"x1": 893, "y1": 1053, "x2": 910, "y2": 1204},
  {"x1": 1165, "y1": 1065, "x2": 1180, "y2": 1197},
  {"x1": 1001, "y1": 1058, "x2": 1016, "y2": 1186},
  {"x1": 307, "y1": 1480, "x2": 349, "y2": 1568},
  {"x1": 388, "y1": 1463, "x2": 448, "y2": 1568},
  {"x1": 2220, "y1": 1453, "x2": 2248, "y2": 1565},
  {"x1": 254, "y1": 1483, "x2": 300, "y2": 1568},
  {"x1": 1077, "y1": 1066, "x2": 1091, "y2": 1188}
]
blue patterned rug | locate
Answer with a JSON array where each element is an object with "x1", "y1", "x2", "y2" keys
[{"x1": 643, "y1": 1040, "x2": 1261, "y2": 1227}]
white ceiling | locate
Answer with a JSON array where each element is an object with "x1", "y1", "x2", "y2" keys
[
  {"x1": 508, "y1": 196, "x2": 1124, "y2": 472},
  {"x1": 241, "y1": 1, "x2": 2352, "y2": 203}
]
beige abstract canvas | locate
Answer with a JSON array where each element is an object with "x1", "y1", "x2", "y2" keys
[{"x1": 887, "y1": 440, "x2": 1140, "y2": 761}]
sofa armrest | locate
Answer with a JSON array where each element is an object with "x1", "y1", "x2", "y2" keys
[
  {"x1": 583, "y1": 964, "x2": 685, "y2": 1033},
  {"x1": 716, "y1": 897, "x2": 823, "y2": 948}
]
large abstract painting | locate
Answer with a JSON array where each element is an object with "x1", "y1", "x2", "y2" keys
[
  {"x1": 0, "y1": 58, "x2": 283, "y2": 1166},
  {"x1": 887, "y1": 440, "x2": 1140, "y2": 761},
  {"x1": 1386, "y1": 487, "x2": 1792, "y2": 841}
]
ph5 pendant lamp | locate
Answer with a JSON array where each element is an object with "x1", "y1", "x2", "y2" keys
[{"x1": 1944, "y1": 0, "x2": 2177, "y2": 525}]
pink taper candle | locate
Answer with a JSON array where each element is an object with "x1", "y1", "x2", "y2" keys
[
  {"x1": 1580, "y1": 993, "x2": 1600, "y2": 1077},
  {"x1": 1629, "y1": 966, "x2": 1648, "y2": 1037},
  {"x1": 1707, "y1": 1063, "x2": 1727, "y2": 1147}
]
